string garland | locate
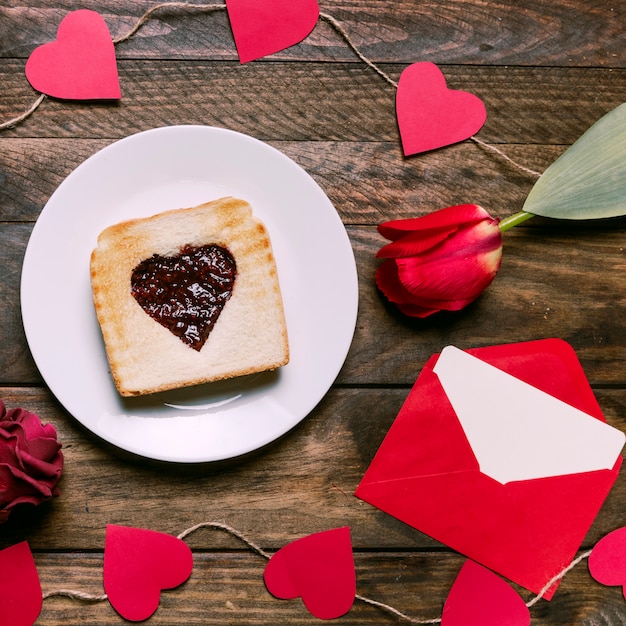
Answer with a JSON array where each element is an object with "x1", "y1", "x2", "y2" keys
[
  {"x1": 39, "y1": 519, "x2": 594, "y2": 623},
  {"x1": 1, "y1": 1, "x2": 541, "y2": 179}
]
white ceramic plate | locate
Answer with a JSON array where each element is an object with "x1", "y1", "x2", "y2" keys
[{"x1": 21, "y1": 126, "x2": 358, "y2": 463}]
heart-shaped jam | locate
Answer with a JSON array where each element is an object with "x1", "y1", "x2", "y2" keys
[{"x1": 131, "y1": 244, "x2": 237, "y2": 351}]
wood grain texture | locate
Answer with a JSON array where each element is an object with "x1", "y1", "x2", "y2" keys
[
  {"x1": 1, "y1": 0, "x2": 626, "y2": 624},
  {"x1": 2, "y1": 59, "x2": 625, "y2": 143},
  {"x1": 1, "y1": 0, "x2": 624, "y2": 67}
]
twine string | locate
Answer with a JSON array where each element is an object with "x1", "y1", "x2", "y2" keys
[
  {"x1": 112, "y1": 2, "x2": 226, "y2": 45},
  {"x1": 319, "y1": 12, "x2": 398, "y2": 89},
  {"x1": 525, "y1": 549, "x2": 593, "y2": 608},
  {"x1": 42, "y1": 520, "x2": 593, "y2": 624},
  {"x1": 176, "y1": 520, "x2": 272, "y2": 560},
  {"x1": 0, "y1": 93, "x2": 46, "y2": 131},
  {"x1": 43, "y1": 589, "x2": 108, "y2": 602}
]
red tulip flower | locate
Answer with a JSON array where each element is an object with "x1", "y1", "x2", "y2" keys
[{"x1": 375, "y1": 204, "x2": 504, "y2": 318}]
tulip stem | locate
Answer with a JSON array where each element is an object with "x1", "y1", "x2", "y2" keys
[{"x1": 498, "y1": 211, "x2": 535, "y2": 233}]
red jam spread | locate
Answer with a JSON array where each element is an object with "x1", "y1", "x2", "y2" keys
[{"x1": 130, "y1": 244, "x2": 237, "y2": 351}]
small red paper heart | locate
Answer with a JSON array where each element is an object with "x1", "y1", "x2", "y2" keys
[
  {"x1": 104, "y1": 525, "x2": 193, "y2": 622},
  {"x1": 226, "y1": 0, "x2": 320, "y2": 63},
  {"x1": 442, "y1": 560, "x2": 530, "y2": 626},
  {"x1": 588, "y1": 527, "x2": 626, "y2": 594},
  {"x1": 396, "y1": 62, "x2": 487, "y2": 156},
  {"x1": 0, "y1": 542, "x2": 42, "y2": 626},
  {"x1": 25, "y1": 9, "x2": 121, "y2": 100},
  {"x1": 264, "y1": 527, "x2": 356, "y2": 619},
  {"x1": 131, "y1": 244, "x2": 237, "y2": 351}
]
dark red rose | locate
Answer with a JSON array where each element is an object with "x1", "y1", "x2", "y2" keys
[
  {"x1": 376, "y1": 204, "x2": 503, "y2": 317},
  {"x1": 0, "y1": 400, "x2": 63, "y2": 522}
]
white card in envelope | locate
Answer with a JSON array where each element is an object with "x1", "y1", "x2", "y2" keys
[{"x1": 432, "y1": 346, "x2": 626, "y2": 484}]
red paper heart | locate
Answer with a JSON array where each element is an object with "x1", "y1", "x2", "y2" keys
[
  {"x1": 25, "y1": 9, "x2": 121, "y2": 100},
  {"x1": 396, "y1": 62, "x2": 487, "y2": 156},
  {"x1": 588, "y1": 527, "x2": 626, "y2": 594},
  {"x1": 0, "y1": 542, "x2": 42, "y2": 626},
  {"x1": 104, "y1": 525, "x2": 193, "y2": 622},
  {"x1": 264, "y1": 527, "x2": 356, "y2": 619},
  {"x1": 442, "y1": 560, "x2": 530, "y2": 626},
  {"x1": 226, "y1": 0, "x2": 320, "y2": 63}
]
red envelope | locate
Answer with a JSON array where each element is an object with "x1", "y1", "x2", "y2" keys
[{"x1": 355, "y1": 339, "x2": 623, "y2": 599}]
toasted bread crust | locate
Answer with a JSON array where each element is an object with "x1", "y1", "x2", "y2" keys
[{"x1": 90, "y1": 197, "x2": 289, "y2": 396}]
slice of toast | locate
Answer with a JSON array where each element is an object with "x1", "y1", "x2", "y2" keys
[{"x1": 90, "y1": 197, "x2": 289, "y2": 396}]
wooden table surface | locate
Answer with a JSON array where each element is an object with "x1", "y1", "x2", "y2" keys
[{"x1": 2, "y1": 1, "x2": 626, "y2": 624}]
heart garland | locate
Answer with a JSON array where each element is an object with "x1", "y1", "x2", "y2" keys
[
  {"x1": 396, "y1": 62, "x2": 487, "y2": 156},
  {"x1": 3, "y1": 522, "x2": 626, "y2": 624},
  {"x1": 0, "y1": 542, "x2": 42, "y2": 626},
  {"x1": 103, "y1": 525, "x2": 194, "y2": 621},
  {"x1": 226, "y1": 0, "x2": 320, "y2": 63},
  {"x1": 25, "y1": 10, "x2": 121, "y2": 100},
  {"x1": 264, "y1": 526, "x2": 356, "y2": 619},
  {"x1": 441, "y1": 560, "x2": 530, "y2": 626},
  {"x1": 588, "y1": 527, "x2": 626, "y2": 594},
  {"x1": 14, "y1": 3, "x2": 487, "y2": 156}
]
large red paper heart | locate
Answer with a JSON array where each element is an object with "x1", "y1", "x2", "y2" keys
[
  {"x1": 0, "y1": 542, "x2": 42, "y2": 626},
  {"x1": 442, "y1": 560, "x2": 530, "y2": 626},
  {"x1": 104, "y1": 525, "x2": 193, "y2": 622},
  {"x1": 264, "y1": 527, "x2": 356, "y2": 619},
  {"x1": 396, "y1": 62, "x2": 487, "y2": 156},
  {"x1": 226, "y1": 0, "x2": 320, "y2": 63},
  {"x1": 131, "y1": 244, "x2": 237, "y2": 351},
  {"x1": 588, "y1": 526, "x2": 626, "y2": 594},
  {"x1": 25, "y1": 9, "x2": 121, "y2": 100}
]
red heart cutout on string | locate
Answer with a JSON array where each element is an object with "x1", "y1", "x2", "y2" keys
[
  {"x1": 226, "y1": 0, "x2": 320, "y2": 63},
  {"x1": 104, "y1": 525, "x2": 193, "y2": 622},
  {"x1": 588, "y1": 527, "x2": 626, "y2": 593},
  {"x1": 396, "y1": 62, "x2": 486, "y2": 156},
  {"x1": 0, "y1": 542, "x2": 42, "y2": 626},
  {"x1": 442, "y1": 560, "x2": 530, "y2": 626},
  {"x1": 25, "y1": 9, "x2": 121, "y2": 100},
  {"x1": 264, "y1": 527, "x2": 356, "y2": 619}
]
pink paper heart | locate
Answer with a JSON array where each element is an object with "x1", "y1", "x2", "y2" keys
[
  {"x1": 226, "y1": 0, "x2": 320, "y2": 63},
  {"x1": 442, "y1": 560, "x2": 530, "y2": 626},
  {"x1": 0, "y1": 542, "x2": 42, "y2": 626},
  {"x1": 396, "y1": 62, "x2": 487, "y2": 156},
  {"x1": 264, "y1": 527, "x2": 356, "y2": 619},
  {"x1": 103, "y1": 525, "x2": 193, "y2": 622},
  {"x1": 25, "y1": 9, "x2": 121, "y2": 100},
  {"x1": 589, "y1": 526, "x2": 626, "y2": 594}
]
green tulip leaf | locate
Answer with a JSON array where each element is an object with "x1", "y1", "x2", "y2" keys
[{"x1": 522, "y1": 103, "x2": 626, "y2": 220}]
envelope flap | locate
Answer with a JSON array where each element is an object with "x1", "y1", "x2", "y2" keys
[{"x1": 357, "y1": 367, "x2": 478, "y2": 485}]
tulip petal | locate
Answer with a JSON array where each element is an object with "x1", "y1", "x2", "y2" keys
[
  {"x1": 397, "y1": 251, "x2": 499, "y2": 300},
  {"x1": 376, "y1": 259, "x2": 413, "y2": 303},
  {"x1": 377, "y1": 227, "x2": 456, "y2": 259},
  {"x1": 378, "y1": 205, "x2": 490, "y2": 240},
  {"x1": 377, "y1": 262, "x2": 482, "y2": 317}
]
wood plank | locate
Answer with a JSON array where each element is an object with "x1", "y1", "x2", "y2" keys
[
  {"x1": 1, "y1": 60, "x2": 625, "y2": 144},
  {"x1": 30, "y1": 550, "x2": 626, "y2": 625},
  {"x1": 0, "y1": 137, "x2": 555, "y2": 223},
  {"x1": 1, "y1": 0, "x2": 624, "y2": 67},
  {"x1": 0, "y1": 386, "x2": 624, "y2": 552}
]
